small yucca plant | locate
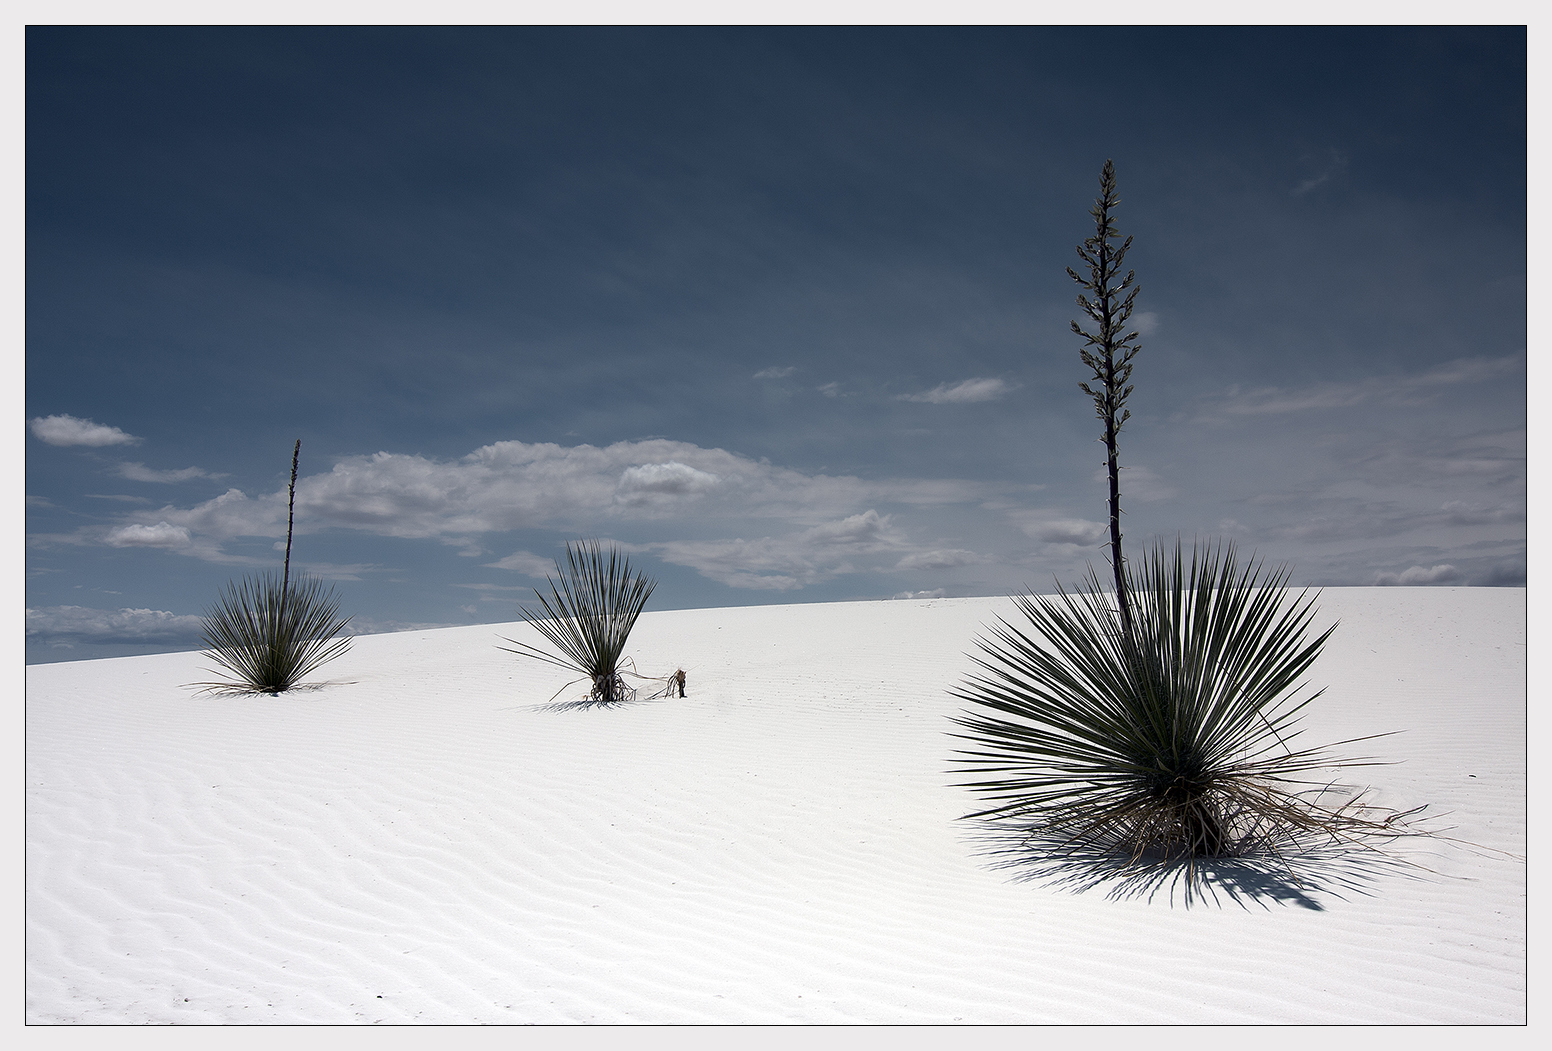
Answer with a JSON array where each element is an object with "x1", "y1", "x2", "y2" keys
[
  {"x1": 499, "y1": 539, "x2": 656, "y2": 707},
  {"x1": 951, "y1": 540, "x2": 1400, "y2": 877},
  {"x1": 195, "y1": 440, "x2": 352, "y2": 695}
]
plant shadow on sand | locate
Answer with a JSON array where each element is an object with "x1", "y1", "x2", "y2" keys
[
  {"x1": 529, "y1": 692, "x2": 664, "y2": 714},
  {"x1": 964, "y1": 805, "x2": 1434, "y2": 911}
]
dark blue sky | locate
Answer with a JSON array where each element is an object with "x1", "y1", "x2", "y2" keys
[{"x1": 26, "y1": 26, "x2": 1527, "y2": 662}]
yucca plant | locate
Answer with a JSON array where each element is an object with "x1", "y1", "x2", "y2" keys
[
  {"x1": 951, "y1": 540, "x2": 1401, "y2": 876},
  {"x1": 198, "y1": 571, "x2": 353, "y2": 694},
  {"x1": 499, "y1": 539, "x2": 656, "y2": 707},
  {"x1": 195, "y1": 440, "x2": 352, "y2": 694}
]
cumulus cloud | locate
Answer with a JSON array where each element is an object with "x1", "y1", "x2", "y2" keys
[
  {"x1": 614, "y1": 461, "x2": 721, "y2": 506},
  {"x1": 29, "y1": 414, "x2": 139, "y2": 447},
  {"x1": 753, "y1": 366, "x2": 796, "y2": 379},
  {"x1": 1374, "y1": 564, "x2": 1465, "y2": 586},
  {"x1": 1009, "y1": 512, "x2": 1108, "y2": 547},
  {"x1": 894, "y1": 549, "x2": 983, "y2": 571},
  {"x1": 105, "y1": 521, "x2": 192, "y2": 549},
  {"x1": 26, "y1": 605, "x2": 204, "y2": 647},
  {"x1": 803, "y1": 509, "x2": 899, "y2": 547},
  {"x1": 899, "y1": 377, "x2": 1013, "y2": 404},
  {"x1": 483, "y1": 550, "x2": 559, "y2": 577},
  {"x1": 648, "y1": 509, "x2": 910, "y2": 590},
  {"x1": 117, "y1": 462, "x2": 218, "y2": 483}
]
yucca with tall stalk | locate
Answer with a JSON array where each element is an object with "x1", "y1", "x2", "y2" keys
[
  {"x1": 195, "y1": 440, "x2": 352, "y2": 694},
  {"x1": 500, "y1": 539, "x2": 656, "y2": 707},
  {"x1": 949, "y1": 161, "x2": 1412, "y2": 883}
]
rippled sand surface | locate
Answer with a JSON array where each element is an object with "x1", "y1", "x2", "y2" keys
[{"x1": 25, "y1": 588, "x2": 1526, "y2": 1024}]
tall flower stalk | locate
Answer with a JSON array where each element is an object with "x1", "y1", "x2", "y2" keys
[{"x1": 1068, "y1": 159, "x2": 1143, "y2": 641}]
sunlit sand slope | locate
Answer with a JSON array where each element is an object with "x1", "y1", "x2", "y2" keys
[{"x1": 26, "y1": 588, "x2": 1525, "y2": 1023}]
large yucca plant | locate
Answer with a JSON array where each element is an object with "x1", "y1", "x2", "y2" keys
[
  {"x1": 951, "y1": 540, "x2": 1400, "y2": 874},
  {"x1": 195, "y1": 440, "x2": 352, "y2": 694},
  {"x1": 499, "y1": 539, "x2": 656, "y2": 707}
]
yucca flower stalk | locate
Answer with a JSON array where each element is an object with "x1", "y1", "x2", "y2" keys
[
  {"x1": 1070, "y1": 159, "x2": 1144, "y2": 641},
  {"x1": 499, "y1": 539, "x2": 656, "y2": 707},
  {"x1": 195, "y1": 440, "x2": 352, "y2": 694},
  {"x1": 951, "y1": 540, "x2": 1401, "y2": 874}
]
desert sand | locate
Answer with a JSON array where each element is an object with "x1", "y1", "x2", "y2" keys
[{"x1": 25, "y1": 587, "x2": 1525, "y2": 1024}]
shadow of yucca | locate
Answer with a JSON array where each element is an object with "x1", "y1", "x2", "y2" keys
[
  {"x1": 963, "y1": 790, "x2": 1431, "y2": 910},
  {"x1": 530, "y1": 688, "x2": 657, "y2": 714}
]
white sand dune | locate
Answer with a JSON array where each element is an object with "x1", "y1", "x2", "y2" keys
[{"x1": 25, "y1": 588, "x2": 1525, "y2": 1024}]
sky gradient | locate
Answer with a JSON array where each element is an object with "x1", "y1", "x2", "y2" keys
[{"x1": 25, "y1": 26, "x2": 1527, "y2": 663}]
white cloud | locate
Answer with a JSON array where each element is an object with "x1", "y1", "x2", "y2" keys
[
  {"x1": 818, "y1": 381, "x2": 843, "y2": 398},
  {"x1": 803, "y1": 509, "x2": 899, "y2": 547},
  {"x1": 893, "y1": 589, "x2": 947, "y2": 600},
  {"x1": 1208, "y1": 355, "x2": 1522, "y2": 419},
  {"x1": 117, "y1": 462, "x2": 218, "y2": 483},
  {"x1": 26, "y1": 605, "x2": 205, "y2": 647},
  {"x1": 286, "y1": 562, "x2": 378, "y2": 582},
  {"x1": 483, "y1": 550, "x2": 559, "y2": 577},
  {"x1": 1131, "y1": 311, "x2": 1160, "y2": 336},
  {"x1": 648, "y1": 509, "x2": 910, "y2": 590},
  {"x1": 899, "y1": 377, "x2": 1013, "y2": 404},
  {"x1": 614, "y1": 461, "x2": 721, "y2": 506},
  {"x1": 29, "y1": 414, "x2": 139, "y2": 447},
  {"x1": 893, "y1": 548, "x2": 983, "y2": 571},
  {"x1": 105, "y1": 521, "x2": 192, "y2": 549},
  {"x1": 1088, "y1": 465, "x2": 1177, "y2": 503},
  {"x1": 753, "y1": 366, "x2": 796, "y2": 379},
  {"x1": 1374, "y1": 564, "x2": 1465, "y2": 586},
  {"x1": 1009, "y1": 512, "x2": 1108, "y2": 547}
]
